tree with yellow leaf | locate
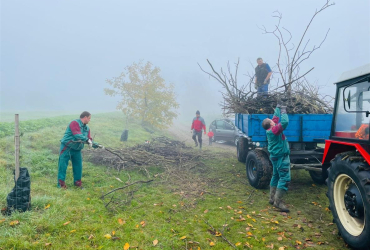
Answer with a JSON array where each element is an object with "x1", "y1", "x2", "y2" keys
[{"x1": 105, "y1": 61, "x2": 179, "y2": 129}]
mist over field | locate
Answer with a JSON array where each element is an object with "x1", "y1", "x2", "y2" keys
[{"x1": 1, "y1": 0, "x2": 369, "y2": 122}]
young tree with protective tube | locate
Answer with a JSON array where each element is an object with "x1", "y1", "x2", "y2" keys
[{"x1": 105, "y1": 61, "x2": 179, "y2": 129}]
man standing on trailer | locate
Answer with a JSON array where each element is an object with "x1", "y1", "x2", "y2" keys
[
  {"x1": 57, "y1": 111, "x2": 101, "y2": 189},
  {"x1": 191, "y1": 110, "x2": 206, "y2": 150},
  {"x1": 255, "y1": 57, "x2": 272, "y2": 97},
  {"x1": 262, "y1": 105, "x2": 291, "y2": 212}
]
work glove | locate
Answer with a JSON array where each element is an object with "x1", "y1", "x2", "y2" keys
[
  {"x1": 276, "y1": 103, "x2": 281, "y2": 109},
  {"x1": 87, "y1": 139, "x2": 93, "y2": 148},
  {"x1": 92, "y1": 142, "x2": 100, "y2": 149},
  {"x1": 280, "y1": 106, "x2": 287, "y2": 114},
  {"x1": 263, "y1": 79, "x2": 268, "y2": 84}
]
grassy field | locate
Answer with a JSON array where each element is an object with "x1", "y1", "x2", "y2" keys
[{"x1": 0, "y1": 113, "x2": 349, "y2": 249}]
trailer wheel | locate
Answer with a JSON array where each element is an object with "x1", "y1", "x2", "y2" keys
[
  {"x1": 237, "y1": 137, "x2": 248, "y2": 163},
  {"x1": 327, "y1": 152, "x2": 370, "y2": 249},
  {"x1": 309, "y1": 165, "x2": 328, "y2": 184},
  {"x1": 246, "y1": 150, "x2": 272, "y2": 189}
]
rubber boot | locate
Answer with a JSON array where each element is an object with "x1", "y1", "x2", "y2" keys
[
  {"x1": 199, "y1": 141, "x2": 202, "y2": 150},
  {"x1": 58, "y1": 180, "x2": 67, "y2": 189},
  {"x1": 269, "y1": 186, "x2": 277, "y2": 205},
  {"x1": 74, "y1": 180, "x2": 83, "y2": 189},
  {"x1": 273, "y1": 188, "x2": 290, "y2": 212}
]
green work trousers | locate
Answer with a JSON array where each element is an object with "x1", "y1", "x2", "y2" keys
[
  {"x1": 57, "y1": 144, "x2": 83, "y2": 187},
  {"x1": 270, "y1": 154, "x2": 291, "y2": 191}
]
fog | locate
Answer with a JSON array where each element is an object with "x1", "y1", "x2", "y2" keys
[{"x1": 1, "y1": 0, "x2": 369, "y2": 122}]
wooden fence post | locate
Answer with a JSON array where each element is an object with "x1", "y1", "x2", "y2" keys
[{"x1": 15, "y1": 114, "x2": 20, "y2": 181}]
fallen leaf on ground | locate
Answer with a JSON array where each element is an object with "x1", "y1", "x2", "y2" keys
[
  {"x1": 266, "y1": 243, "x2": 274, "y2": 249},
  {"x1": 296, "y1": 240, "x2": 302, "y2": 245},
  {"x1": 180, "y1": 236, "x2": 187, "y2": 240},
  {"x1": 153, "y1": 239, "x2": 158, "y2": 246},
  {"x1": 279, "y1": 247, "x2": 285, "y2": 250},
  {"x1": 63, "y1": 221, "x2": 71, "y2": 226},
  {"x1": 112, "y1": 231, "x2": 115, "y2": 236},
  {"x1": 204, "y1": 209, "x2": 208, "y2": 213},
  {"x1": 123, "y1": 242, "x2": 130, "y2": 250},
  {"x1": 118, "y1": 218, "x2": 125, "y2": 225},
  {"x1": 140, "y1": 221, "x2": 146, "y2": 227},
  {"x1": 235, "y1": 242, "x2": 241, "y2": 246},
  {"x1": 278, "y1": 237, "x2": 282, "y2": 241},
  {"x1": 88, "y1": 234, "x2": 95, "y2": 240},
  {"x1": 44, "y1": 204, "x2": 50, "y2": 209},
  {"x1": 45, "y1": 243, "x2": 52, "y2": 246},
  {"x1": 104, "y1": 234, "x2": 112, "y2": 239},
  {"x1": 70, "y1": 230, "x2": 76, "y2": 233},
  {"x1": 210, "y1": 242, "x2": 215, "y2": 246},
  {"x1": 9, "y1": 220, "x2": 19, "y2": 226},
  {"x1": 227, "y1": 206, "x2": 232, "y2": 210}
]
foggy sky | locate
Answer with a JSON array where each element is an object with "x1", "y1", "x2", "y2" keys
[{"x1": 1, "y1": 0, "x2": 369, "y2": 120}]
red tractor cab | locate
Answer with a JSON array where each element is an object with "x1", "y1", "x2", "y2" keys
[{"x1": 323, "y1": 64, "x2": 370, "y2": 249}]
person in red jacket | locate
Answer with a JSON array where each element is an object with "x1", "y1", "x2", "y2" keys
[
  {"x1": 207, "y1": 129, "x2": 214, "y2": 145},
  {"x1": 191, "y1": 110, "x2": 206, "y2": 149}
]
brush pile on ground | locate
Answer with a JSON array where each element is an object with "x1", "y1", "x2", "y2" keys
[{"x1": 85, "y1": 136, "x2": 205, "y2": 171}]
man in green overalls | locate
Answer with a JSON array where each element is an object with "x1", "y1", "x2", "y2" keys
[
  {"x1": 57, "y1": 111, "x2": 102, "y2": 189},
  {"x1": 262, "y1": 105, "x2": 291, "y2": 212}
]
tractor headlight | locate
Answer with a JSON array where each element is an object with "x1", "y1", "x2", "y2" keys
[
  {"x1": 256, "y1": 142, "x2": 260, "y2": 147},
  {"x1": 252, "y1": 142, "x2": 256, "y2": 145}
]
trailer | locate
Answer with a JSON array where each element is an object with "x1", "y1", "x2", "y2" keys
[{"x1": 235, "y1": 113, "x2": 333, "y2": 188}]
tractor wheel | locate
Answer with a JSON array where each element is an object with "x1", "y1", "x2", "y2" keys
[
  {"x1": 309, "y1": 165, "x2": 328, "y2": 184},
  {"x1": 246, "y1": 150, "x2": 272, "y2": 189},
  {"x1": 237, "y1": 137, "x2": 248, "y2": 163},
  {"x1": 327, "y1": 152, "x2": 370, "y2": 249}
]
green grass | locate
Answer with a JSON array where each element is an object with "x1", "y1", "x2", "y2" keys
[{"x1": 0, "y1": 113, "x2": 348, "y2": 249}]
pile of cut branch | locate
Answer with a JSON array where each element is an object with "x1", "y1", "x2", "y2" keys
[
  {"x1": 199, "y1": 0, "x2": 334, "y2": 115},
  {"x1": 85, "y1": 136, "x2": 199, "y2": 171},
  {"x1": 85, "y1": 136, "x2": 213, "y2": 211}
]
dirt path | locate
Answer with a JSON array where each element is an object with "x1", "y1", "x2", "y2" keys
[{"x1": 167, "y1": 120, "x2": 236, "y2": 153}]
